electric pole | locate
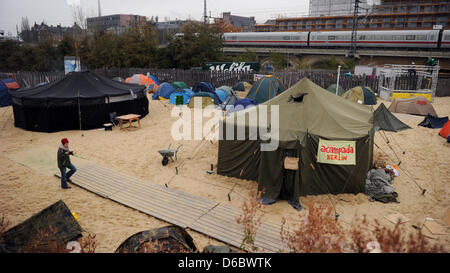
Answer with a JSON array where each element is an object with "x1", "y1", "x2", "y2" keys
[
  {"x1": 349, "y1": 0, "x2": 360, "y2": 57},
  {"x1": 204, "y1": 0, "x2": 207, "y2": 24},
  {"x1": 98, "y1": 0, "x2": 102, "y2": 17}
]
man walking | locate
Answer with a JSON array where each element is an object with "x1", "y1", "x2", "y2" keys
[{"x1": 58, "y1": 138, "x2": 76, "y2": 189}]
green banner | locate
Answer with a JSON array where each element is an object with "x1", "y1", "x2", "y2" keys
[
  {"x1": 203, "y1": 62, "x2": 260, "y2": 72},
  {"x1": 317, "y1": 139, "x2": 356, "y2": 165}
]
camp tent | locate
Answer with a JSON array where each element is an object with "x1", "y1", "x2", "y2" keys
[
  {"x1": 0, "y1": 79, "x2": 21, "y2": 107},
  {"x1": 172, "y1": 81, "x2": 189, "y2": 90},
  {"x1": 246, "y1": 75, "x2": 286, "y2": 104},
  {"x1": 10, "y1": 71, "x2": 149, "y2": 132},
  {"x1": 152, "y1": 82, "x2": 176, "y2": 100},
  {"x1": 439, "y1": 121, "x2": 450, "y2": 139},
  {"x1": 218, "y1": 78, "x2": 374, "y2": 201},
  {"x1": 225, "y1": 98, "x2": 257, "y2": 115},
  {"x1": 215, "y1": 89, "x2": 228, "y2": 103},
  {"x1": 341, "y1": 86, "x2": 377, "y2": 105},
  {"x1": 217, "y1": 86, "x2": 236, "y2": 98},
  {"x1": 233, "y1": 81, "x2": 252, "y2": 92},
  {"x1": 169, "y1": 91, "x2": 192, "y2": 105},
  {"x1": 0, "y1": 81, "x2": 11, "y2": 107},
  {"x1": 188, "y1": 93, "x2": 216, "y2": 108},
  {"x1": 418, "y1": 114, "x2": 449, "y2": 129},
  {"x1": 115, "y1": 226, "x2": 197, "y2": 253},
  {"x1": 0, "y1": 200, "x2": 82, "y2": 253},
  {"x1": 374, "y1": 103, "x2": 411, "y2": 132},
  {"x1": 326, "y1": 84, "x2": 345, "y2": 96},
  {"x1": 193, "y1": 82, "x2": 215, "y2": 93},
  {"x1": 126, "y1": 74, "x2": 159, "y2": 91},
  {"x1": 388, "y1": 97, "x2": 437, "y2": 116}
]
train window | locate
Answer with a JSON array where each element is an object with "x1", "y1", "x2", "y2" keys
[
  {"x1": 430, "y1": 35, "x2": 435, "y2": 40},
  {"x1": 444, "y1": 35, "x2": 450, "y2": 41},
  {"x1": 406, "y1": 35, "x2": 416, "y2": 40},
  {"x1": 283, "y1": 36, "x2": 290, "y2": 40},
  {"x1": 384, "y1": 36, "x2": 393, "y2": 40},
  {"x1": 416, "y1": 35, "x2": 427, "y2": 40},
  {"x1": 394, "y1": 35, "x2": 404, "y2": 40},
  {"x1": 358, "y1": 35, "x2": 365, "y2": 40},
  {"x1": 328, "y1": 36, "x2": 336, "y2": 40}
]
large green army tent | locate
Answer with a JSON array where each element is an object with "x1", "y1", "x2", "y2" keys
[{"x1": 217, "y1": 78, "x2": 374, "y2": 200}]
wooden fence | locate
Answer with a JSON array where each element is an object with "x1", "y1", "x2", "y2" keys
[{"x1": 6, "y1": 68, "x2": 380, "y2": 94}]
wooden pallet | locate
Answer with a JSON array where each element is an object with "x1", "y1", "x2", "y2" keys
[{"x1": 57, "y1": 164, "x2": 288, "y2": 252}]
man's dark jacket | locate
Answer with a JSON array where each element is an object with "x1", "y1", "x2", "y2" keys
[{"x1": 57, "y1": 148, "x2": 71, "y2": 169}]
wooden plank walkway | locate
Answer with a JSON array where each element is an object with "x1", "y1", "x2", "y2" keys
[{"x1": 58, "y1": 164, "x2": 288, "y2": 252}]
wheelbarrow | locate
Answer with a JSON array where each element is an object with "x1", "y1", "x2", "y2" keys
[{"x1": 158, "y1": 144, "x2": 182, "y2": 166}]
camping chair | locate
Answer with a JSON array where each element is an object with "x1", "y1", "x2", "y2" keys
[{"x1": 109, "y1": 112, "x2": 120, "y2": 127}]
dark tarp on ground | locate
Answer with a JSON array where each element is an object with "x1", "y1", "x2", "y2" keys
[
  {"x1": 9, "y1": 71, "x2": 149, "y2": 132},
  {"x1": 374, "y1": 103, "x2": 411, "y2": 132},
  {"x1": 418, "y1": 114, "x2": 449, "y2": 128},
  {"x1": 115, "y1": 226, "x2": 197, "y2": 253},
  {"x1": 1, "y1": 200, "x2": 82, "y2": 253},
  {"x1": 218, "y1": 78, "x2": 374, "y2": 200}
]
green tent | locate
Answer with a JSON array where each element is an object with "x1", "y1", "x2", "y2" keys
[
  {"x1": 326, "y1": 84, "x2": 345, "y2": 96},
  {"x1": 217, "y1": 78, "x2": 374, "y2": 200},
  {"x1": 246, "y1": 75, "x2": 286, "y2": 104},
  {"x1": 172, "y1": 81, "x2": 189, "y2": 90},
  {"x1": 374, "y1": 103, "x2": 411, "y2": 132},
  {"x1": 341, "y1": 86, "x2": 377, "y2": 105}
]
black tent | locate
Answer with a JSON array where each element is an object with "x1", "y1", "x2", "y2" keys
[
  {"x1": 418, "y1": 114, "x2": 449, "y2": 129},
  {"x1": 374, "y1": 103, "x2": 411, "y2": 132},
  {"x1": 0, "y1": 200, "x2": 82, "y2": 253},
  {"x1": 10, "y1": 71, "x2": 149, "y2": 132}
]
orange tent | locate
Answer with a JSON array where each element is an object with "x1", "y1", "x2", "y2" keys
[
  {"x1": 439, "y1": 121, "x2": 450, "y2": 139},
  {"x1": 125, "y1": 74, "x2": 159, "y2": 92}
]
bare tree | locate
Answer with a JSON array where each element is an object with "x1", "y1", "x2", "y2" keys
[
  {"x1": 20, "y1": 17, "x2": 33, "y2": 43},
  {"x1": 71, "y1": 5, "x2": 87, "y2": 30}
]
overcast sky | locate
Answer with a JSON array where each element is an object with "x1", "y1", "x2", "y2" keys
[{"x1": 0, "y1": 0, "x2": 313, "y2": 35}]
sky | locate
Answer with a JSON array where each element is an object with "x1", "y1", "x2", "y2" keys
[{"x1": 0, "y1": 0, "x2": 312, "y2": 35}]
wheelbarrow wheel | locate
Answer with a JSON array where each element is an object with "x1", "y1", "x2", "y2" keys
[{"x1": 162, "y1": 156, "x2": 169, "y2": 166}]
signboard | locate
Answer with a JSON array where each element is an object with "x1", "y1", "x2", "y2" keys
[
  {"x1": 392, "y1": 92, "x2": 432, "y2": 102},
  {"x1": 64, "y1": 56, "x2": 80, "y2": 74},
  {"x1": 433, "y1": 25, "x2": 443, "y2": 30},
  {"x1": 203, "y1": 62, "x2": 260, "y2": 72},
  {"x1": 317, "y1": 139, "x2": 356, "y2": 165}
]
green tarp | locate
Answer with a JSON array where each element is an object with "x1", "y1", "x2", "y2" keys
[
  {"x1": 218, "y1": 78, "x2": 374, "y2": 200},
  {"x1": 1, "y1": 200, "x2": 82, "y2": 253},
  {"x1": 374, "y1": 103, "x2": 411, "y2": 132},
  {"x1": 172, "y1": 82, "x2": 189, "y2": 90}
]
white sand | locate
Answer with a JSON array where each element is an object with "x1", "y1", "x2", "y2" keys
[{"x1": 0, "y1": 94, "x2": 449, "y2": 252}]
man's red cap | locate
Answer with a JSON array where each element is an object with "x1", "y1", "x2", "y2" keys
[{"x1": 61, "y1": 138, "x2": 69, "y2": 145}]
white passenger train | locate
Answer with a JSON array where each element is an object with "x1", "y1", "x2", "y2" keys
[{"x1": 223, "y1": 29, "x2": 450, "y2": 49}]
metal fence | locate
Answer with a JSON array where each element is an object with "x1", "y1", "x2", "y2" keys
[{"x1": 5, "y1": 68, "x2": 381, "y2": 93}]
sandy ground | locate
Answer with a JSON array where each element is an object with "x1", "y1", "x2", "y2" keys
[{"x1": 0, "y1": 93, "x2": 449, "y2": 252}]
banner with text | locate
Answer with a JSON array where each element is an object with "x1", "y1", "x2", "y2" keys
[{"x1": 317, "y1": 139, "x2": 356, "y2": 165}]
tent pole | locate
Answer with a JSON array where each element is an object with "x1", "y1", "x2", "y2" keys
[{"x1": 78, "y1": 90, "x2": 82, "y2": 132}]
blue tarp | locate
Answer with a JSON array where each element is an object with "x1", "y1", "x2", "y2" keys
[
  {"x1": 169, "y1": 91, "x2": 192, "y2": 105},
  {"x1": 152, "y1": 82, "x2": 176, "y2": 100},
  {"x1": 0, "y1": 81, "x2": 11, "y2": 107},
  {"x1": 418, "y1": 114, "x2": 449, "y2": 129}
]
